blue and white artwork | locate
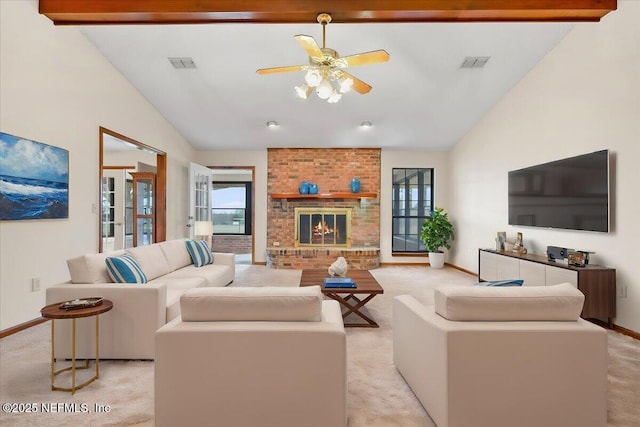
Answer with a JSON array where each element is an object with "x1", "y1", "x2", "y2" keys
[{"x1": 0, "y1": 132, "x2": 69, "y2": 220}]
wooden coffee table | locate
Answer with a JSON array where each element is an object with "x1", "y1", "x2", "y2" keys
[{"x1": 300, "y1": 269, "x2": 384, "y2": 328}]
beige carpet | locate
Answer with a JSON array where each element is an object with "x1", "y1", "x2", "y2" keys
[{"x1": 1, "y1": 265, "x2": 638, "y2": 426}]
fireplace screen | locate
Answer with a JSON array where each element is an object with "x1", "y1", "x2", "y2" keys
[{"x1": 295, "y1": 208, "x2": 352, "y2": 247}]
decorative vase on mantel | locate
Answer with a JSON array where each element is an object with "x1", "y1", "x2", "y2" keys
[
  {"x1": 309, "y1": 183, "x2": 319, "y2": 194},
  {"x1": 350, "y1": 178, "x2": 361, "y2": 193},
  {"x1": 299, "y1": 181, "x2": 310, "y2": 194}
]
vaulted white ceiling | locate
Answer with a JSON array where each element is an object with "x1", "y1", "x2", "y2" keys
[{"x1": 81, "y1": 21, "x2": 573, "y2": 151}]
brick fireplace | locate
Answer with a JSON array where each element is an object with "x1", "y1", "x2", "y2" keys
[{"x1": 267, "y1": 148, "x2": 381, "y2": 269}]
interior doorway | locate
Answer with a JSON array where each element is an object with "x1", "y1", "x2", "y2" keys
[
  {"x1": 99, "y1": 127, "x2": 166, "y2": 252},
  {"x1": 210, "y1": 167, "x2": 255, "y2": 265}
]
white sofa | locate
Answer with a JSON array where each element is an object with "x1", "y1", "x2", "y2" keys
[
  {"x1": 46, "y1": 238, "x2": 235, "y2": 360},
  {"x1": 155, "y1": 286, "x2": 348, "y2": 427},
  {"x1": 393, "y1": 284, "x2": 608, "y2": 427}
]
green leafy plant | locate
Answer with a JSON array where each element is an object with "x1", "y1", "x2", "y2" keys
[{"x1": 420, "y1": 207, "x2": 455, "y2": 253}]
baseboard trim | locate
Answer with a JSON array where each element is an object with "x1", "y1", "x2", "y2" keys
[
  {"x1": 378, "y1": 262, "x2": 476, "y2": 277},
  {"x1": 612, "y1": 324, "x2": 640, "y2": 340},
  {"x1": 380, "y1": 262, "x2": 429, "y2": 266},
  {"x1": 0, "y1": 317, "x2": 48, "y2": 339},
  {"x1": 584, "y1": 318, "x2": 639, "y2": 339},
  {"x1": 445, "y1": 263, "x2": 477, "y2": 276},
  {"x1": 253, "y1": 261, "x2": 267, "y2": 266}
]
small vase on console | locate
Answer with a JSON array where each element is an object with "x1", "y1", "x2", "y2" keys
[{"x1": 350, "y1": 178, "x2": 361, "y2": 193}]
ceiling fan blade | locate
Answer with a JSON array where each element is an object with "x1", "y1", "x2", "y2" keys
[
  {"x1": 295, "y1": 35, "x2": 324, "y2": 59},
  {"x1": 341, "y1": 71, "x2": 372, "y2": 94},
  {"x1": 256, "y1": 64, "x2": 307, "y2": 75},
  {"x1": 339, "y1": 50, "x2": 390, "y2": 68}
]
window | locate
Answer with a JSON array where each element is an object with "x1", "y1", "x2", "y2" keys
[
  {"x1": 211, "y1": 182, "x2": 252, "y2": 235},
  {"x1": 392, "y1": 168, "x2": 434, "y2": 253}
]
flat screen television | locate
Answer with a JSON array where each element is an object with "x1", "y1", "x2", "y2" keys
[{"x1": 508, "y1": 150, "x2": 609, "y2": 232}]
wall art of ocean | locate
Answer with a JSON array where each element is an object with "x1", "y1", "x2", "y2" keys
[{"x1": 0, "y1": 174, "x2": 68, "y2": 220}]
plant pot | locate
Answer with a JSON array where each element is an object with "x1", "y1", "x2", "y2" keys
[{"x1": 428, "y1": 252, "x2": 445, "y2": 269}]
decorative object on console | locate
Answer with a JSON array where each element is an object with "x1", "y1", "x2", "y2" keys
[
  {"x1": 420, "y1": 207, "x2": 455, "y2": 269},
  {"x1": 547, "y1": 245, "x2": 568, "y2": 262},
  {"x1": 350, "y1": 178, "x2": 361, "y2": 193},
  {"x1": 328, "y1": 256, "x2": 348, "y2": 277},
  {"x1": 309, "y1": 183, "x2": 319, "y2": 194},
  {"x1": 298, "y1": 181, "x2": 310, "y2": 194},
  {"x1": 512, "y1": 232, "x2": 527, "y2": 254},
  {"x1": 496, "y1": 231, "x2": 506, "y2": 250},
  {"x1": 568, "y1": 250, "x2": 592, "y2": 267}
]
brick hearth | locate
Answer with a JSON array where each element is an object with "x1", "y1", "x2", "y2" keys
[
  {"x1": 267, "y1": 148, "x2": 381, "y2": 269},
  {"x1": 266, "y1": 248, "x2": 380, "y2": 269}
]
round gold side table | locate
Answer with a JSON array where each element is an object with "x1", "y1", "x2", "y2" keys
[{"x1": 41, "y1": 299, "x2": 113, "y2": 394}]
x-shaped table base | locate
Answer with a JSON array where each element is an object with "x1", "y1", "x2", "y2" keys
[{"x1": 325, "y1": 292, "x2": 380, "y2": 328}]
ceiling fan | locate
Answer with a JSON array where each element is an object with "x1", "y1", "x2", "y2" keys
[{"x1": 256, "y1": 13, "x2": 390, "y2": 103}]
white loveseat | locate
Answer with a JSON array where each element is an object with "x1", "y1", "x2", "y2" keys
[
  {"x1": 46, "y1": 238, "x2": 235, "y2": 359},
  {"x1": 393, "y1": 284, "x2": 608, "y2": 427},
  {"x1": 155, "y1": 286, "x2": 348, "y2": 427}
]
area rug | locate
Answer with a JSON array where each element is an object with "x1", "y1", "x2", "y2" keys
[{"x1": 1, "y1": 265, "x2": 638, "y2": 426}]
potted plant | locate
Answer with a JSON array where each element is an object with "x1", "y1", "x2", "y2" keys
[{"x1": 420, "y1": 207, "x2": 454, "y2": 269}]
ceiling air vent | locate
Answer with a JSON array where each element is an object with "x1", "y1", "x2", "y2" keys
[
  {"x1": 460, "y1": 56, "x2": 490, "y2": 68},
  {"x1": 169, "y1": 57, "x2": 197, "y2": 69}
]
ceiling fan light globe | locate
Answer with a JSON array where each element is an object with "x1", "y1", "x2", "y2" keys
[
  {"x1": 316, "y1": 79, "x2": 333, "y2": 99},
  {"x1": 338, "y1": 77, "x2": 354, "y2": 93},
  {"x1": 304, "y1": 69, "x2": 322, "y2": 87},
  {"x1": 294, "y1": 84, "x2": 312, "y2": 99},
  {"x1": 328, "y1": 91, "x2": 342, "y2": 103}
]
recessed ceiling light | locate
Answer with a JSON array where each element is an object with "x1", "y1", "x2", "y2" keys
[
  {"x1": 266, "y1": 121, "x2": 279, "y2": 128},
  {"x1": 360, "y1": 121, "x2": 373, "y2": 128}
]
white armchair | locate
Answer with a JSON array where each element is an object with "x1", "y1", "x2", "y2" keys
[
  {"x1": 155, "y1": 286, "x2": 347, "y2": 427},
  {"x1": 393, "y1": 284, "x2": 608, "y2": 427}
]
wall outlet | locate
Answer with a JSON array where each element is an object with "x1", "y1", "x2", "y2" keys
[
  {"x1": 273, "y1": 242, "x2": 280, "y2": 247},
  {"x1": 617, "y1": 284, "x2": 627, "y2": 298},
  {"x1": 31, "y1": 278, "x2": 41, "y2": 292}
]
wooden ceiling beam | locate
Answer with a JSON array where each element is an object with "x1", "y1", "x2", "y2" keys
[{"x1": 39, "y1": 0, "x2": 617, "y2": 25}]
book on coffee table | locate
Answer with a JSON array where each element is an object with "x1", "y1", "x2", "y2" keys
[{"x1": 323, "y1": 277, "x2": 357, "y2": 288}]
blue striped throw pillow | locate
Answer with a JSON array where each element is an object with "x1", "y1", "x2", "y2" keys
[
  {"x1": 185, "y1": 240, "x2": 213, "y2": 267},
  {"x1": 105, "y1": 254, "x2": 148, "y2": 283},
  {"x1": 475, "y1": 279, "x2": 524, "y2": 287}
]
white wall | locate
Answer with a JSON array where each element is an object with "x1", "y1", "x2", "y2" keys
[
  {"x1": 449, "y1": 1, "x2": 640, "y2": 332},
  {"x1": 380, "y1": 150, "x2": 450, "y2": 263},
  {"x1": 194, "y1": 151, "x2": 268, "y2": 263},
  {"x1": 0, "y1": 1, "x2": 195, "y2": 329}
]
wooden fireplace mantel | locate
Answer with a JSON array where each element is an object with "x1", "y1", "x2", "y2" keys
[{"x1": 271, "y1": 192, "x2": 377, "y2": 200}]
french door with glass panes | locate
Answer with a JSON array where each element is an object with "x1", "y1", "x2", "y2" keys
[
  {"x1": 130, "y1": 171, "x2": 156, "y2": 247},
  {"x1": 101, "y1": 170, "x2": 126, "y2": 251},
  {"x1": 188, "y1": 162, "x2": 214, "y2": 238}
]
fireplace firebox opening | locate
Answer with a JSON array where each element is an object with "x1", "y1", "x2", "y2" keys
[{"x1": 294, "y1": 208, "x2": 352, "y2": 247}]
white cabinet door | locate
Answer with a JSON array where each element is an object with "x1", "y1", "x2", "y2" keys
[
  {"x1": 479, "y1": 251, "x2": 499, "y2": 281},
  {"x1": 497, "y1": 256, "x2": 520, "y2": 280},
  {"x1": 519, "y1": 261, "x2": 546, "y2": 286},
  {"x1": 545, "y1": 266, "x2": 578, "y2": 288}
]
